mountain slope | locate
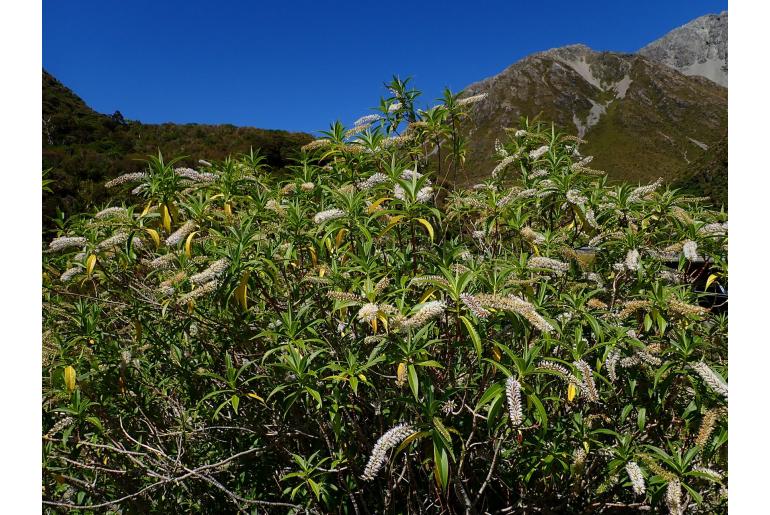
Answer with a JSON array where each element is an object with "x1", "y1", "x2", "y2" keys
[
  {"x1": 43, "y1": 70, "x2": 312, "y2": 224},
  {"x1": 461, "y1": 44, "x2": 727, "y2": 186},
  {"x1": 639, "y1": 12, "x2": 727, "y2": 87},
  {"x1": 675, "y1": 132, "x2": 727, "y2": 208}
]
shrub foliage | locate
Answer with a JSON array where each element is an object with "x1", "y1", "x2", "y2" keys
[{"x1": 42, "y1": 81, "x2": 727, "y2": 513}]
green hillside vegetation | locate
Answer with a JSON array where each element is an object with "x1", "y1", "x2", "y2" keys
[
  {"x1": 42, "y1": 70, "x2": 312, "y2": 228},
  {"x1": 674, "y1": 133, "x2": 728, "y2": 208},
  {"x1": 43, "y1": 79, "x2": 727, "y2": 513}
]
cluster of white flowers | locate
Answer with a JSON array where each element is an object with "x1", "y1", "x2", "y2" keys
[
  {"x1": 415, "y1": 186, "x2": 434, "y2": 203},
  {"x1": 175, "y1": 167, "x2": 217, "y2": 183},
  {"x1": 177, "y1": 280, "x2": 219, "y2": 305},
  {"x1": 361, "y1": 423, "x2": 414, "y2": 481},
  {"x1": 474, "y1": 294, "x2": 554, "y2": 333},
  {"x1": 683, "y1": 240, "x2": 700, "y2": 261},
  {"x1": 530, "y1": 168, "x2": 549, "y2": 179},
  {"x1": 574, "y1": 155, "x2": 594, "y2": 168},
  {"x1": 49, "y1": 236, "x2": 87, "y2": 252},
  {"x1": 625, "y1": 461, "x2": 646, "y2": 495},
  {"x1": 692, "y1": 466, "x2": 724, "y2": 481},
  {"x1": 165, "y1": 220, "x2": 197, "y2": 247},
  {"x1": 410, "y1": 275, "x2": 450, "y2": 288},
  {"x1": 505, "y1": 377, "x2": 523, "y2": 427},
  {"x1": 104, "y1": 172, "x2": 147, "y2": 189},
  {"x1": 699, "y1": 222, "x2": 727, "y2": 236},
  {"x1": 691, "y1": 362, "x2": 728, "y2": 399},
  {"x1": 190, "y1": 258, "x2": 230, "y2": 286},
  {"x1": 354, "y1": 114, "x2": 381, "y2": 127},
  {"x1": 529, "y1": 145, "x2": 550, "y2": 160},
  {"x1": 528, "y1": 256, "x2": 569, "y2": 276},
  {"x1": 665, "y1": 479, "x2": 684, "y2": 515},
  {"x1": 357, "y1": 303, "x2": 379, "y2": 323},
  {"x1": 147, "y1": 253, "x2": 176, "y2": 270},
  {"x1": 357, "y1": 172, "x2": 389, "y2": 190},
  {"x1": 388, "y1": 102, "x2": 402, "y2": 113},
  {"x1": 624, "y1": 249, "x2": 641, "y2": 271},
  {"x1": 460, "y1": 293, "x2": 490, "y2": 318},
  {"x1": 538, "y1": 360, "x2": 582, "y2": 389},
  {"x1": 574, "y1": 359, "x2": 599, "y2": 402},
  {"x1": 301, "y1": 139, "x2": 332, "y2": 153},
  {"x1": 399, "y1": 301, "x2": 446, "y2": 330},
  {"x1": 517, "y1": 188, "x2": 538, "y2": 199},
  {"x1": 300, "y1": 182, "x2": 315, "y2": 192},
  {"x1": 132, "y1": 184, "x2": 148, "y2": 196},
  {"x1": 374, "y1": 276, "x2": 390, "y2": 295},
  {"x1": 628, "y1": 178, "x2": 663, "y2": 202},
  {"x1": 327, "y1": 291, "x2": 365, "y2": 303},
  {"x1": 491, "y1": 154, "x2": 517, "y2": 178},
  {"x1": 97, "y1": 231, "x2": 130, "y2": 250},
  {"x1": 94, "y1": 206, "x2": 128, "y2": 220},
  {"x1": 60, "y1": 267, "x2": 81, "y2": 282},
  {"x1": 606, "y1": 350, "x2": 620, "y2": 383},
  {"x1": 457, "y1": 92, "x2": 487, "y2": 106},
  {"x1": 313, "y1": 208, "x2": 346, "y2": 225},
  {"x1": 566, "y1": 189, "x2": 588, "y2": 205}
]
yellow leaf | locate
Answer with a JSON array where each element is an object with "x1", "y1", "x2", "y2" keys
[
  {"x1": 381, "y1": 215, "x2": 405, "y2": 236},
  {"x1": 184, "y1": 231, "x2": 198, "y2": 258},
  {"x1": 224, "y1": 202, "x2": 233, "y2": 217},
  {"x1": 145, "y1": 228, "x2": 160, "y2": 248},
  {"x1": 161, "y1": 204, "x2": 172, "y2": 234},
  {"x1": 492, "y1": 347, "x2": 502, "y2": 361},
  {"x1": 416, "y1": 218, "x2": 434, "y2": 241},
  {"x1": 308, "y1": 246, "x2": 317, "y2": 267},
  {"x1": 371, "y1": 318, "x2": 378, "y2": 333},
  {"x1": 378, "y1": 313, "x2": 389, "y2": 332},
  {"x1": 419, "y1": 287, "x2": 437, "y2": 303},
  {"x1": 367, "y1": 197, "x2": 392, "y2": 214},
  {"x1": 210, "y1": 193, "x2": 224, "y2": 200},
  {"x1": 396, "y1": 362, "x2": 407, "y2": 386},
  {"x1": 247, "y1": 392, "x2": 264, "y2": 402},
  {"x1": 335, "y1": 228, "x2": 347, "y2": 249},
  {"x1": 235, "y1": 271, "x2": 250, "y2": 311},
  {"x1": 532, "y1": 244, "x2": 540, "y2": 256},
  {"x1": 705, "y1": 273, "x2": 719, "y2": 290},
  {"x1": 63, "y1": 366, "x2": 77, "y2": 392},
  {"x1": 86, "y1": 254, "x2": 97, "y2": 276},
  {"x1": 141, "y1": 200, "x2": 153, "y2": 217},
  {"x1": 567, "y1": 383, "x2": 577, "y2": 402},
  {"x1": 358, "y1": 373, "x2": 366, "y2": 382}
]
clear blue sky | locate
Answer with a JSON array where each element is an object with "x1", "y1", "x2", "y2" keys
[{"x1": 43, "y1": 0, "x2": 727, "y2": 134}]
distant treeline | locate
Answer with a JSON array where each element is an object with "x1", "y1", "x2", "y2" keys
[{"x1": 42, "y1": 70, "x2": 312, "y2": 228}]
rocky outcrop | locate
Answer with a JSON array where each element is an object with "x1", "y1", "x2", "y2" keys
[{"x1": 639, "y1": 12, "x2": 727, "y2": 87}]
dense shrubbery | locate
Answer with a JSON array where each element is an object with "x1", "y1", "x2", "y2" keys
[{"x1": 42, "y1": 80, "x2": 727, "y2": 513}]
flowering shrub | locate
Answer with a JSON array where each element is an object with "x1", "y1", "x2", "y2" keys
[{"x1": 42, "y1": 79, "x2": 727, "y2": 513}]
